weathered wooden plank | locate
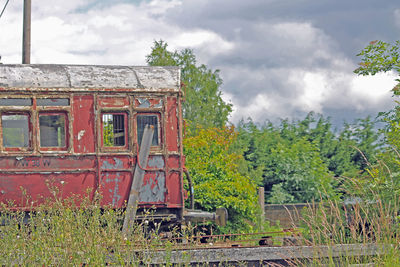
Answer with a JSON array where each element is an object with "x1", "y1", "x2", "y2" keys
[
  {"x1": 122, "y1": 125, "x2": 154, "y2": 236},
  {"x1": 142, "y1": 243, "x2": 386, "y2": 265}
]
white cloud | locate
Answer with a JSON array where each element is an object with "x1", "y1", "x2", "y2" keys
[
  {"x1": 222, "y1": 62, "x2": 396, "y2": 124},
  {"x1": 172, "y1": 30, "x2": 234, "y2": 56},
  {"x1": 270, "y1": 22, "x2": 329, "y2": 49},
  {"x1": 214, "y1": 16, "x2": 398, "y2": 124},
  {"x1": 293, "y1": 71, "x2": 328, "y2": 113},
  {"x1": 239, "y1": 94, "x2": 271, "y2": 121},
  {"x1": 0, "y1": 0, "x2": 397, "y2": 127},
  {"x1": 1, "y1": 0, "x2": 231, "y2": 66},
  {"x1": 349, "y1": 72, "x2": 397, "y2": 109},
  {"x1": 145, "y1": 0, "x2": 182, "y2": 15}
]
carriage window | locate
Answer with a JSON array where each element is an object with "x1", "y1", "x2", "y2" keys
[
  {"x1": 39, "y1": 113, "x2": 66, "y2": 147},
  {"x1": 37, "y1": 98, "x2": 69, "y2": 106},
  {"x1": 137, "y1": 115, "x2": 159, "y2": 146},
  {"x1": 1, "y1": 114, "x2": 30, "y2": 147},
  {"x1": 102, "y1": 113, "x2": 126, "y2": 147}
]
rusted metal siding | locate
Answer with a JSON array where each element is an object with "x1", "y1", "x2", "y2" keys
[
  {"x1": 166, "y1": 172, "x2": 183, "y2": 208},
  {"x1": 0, "y1": 64, "x2": 184, "y2": 216},
  {"x1": 166, "y1": 97, "x2": 179, "y2": 152},
  {"x1": 0, "y1": 172, "x2": 96, "y2": 208},
  {"x1": 73, "y1": 95, "x2": 95, "y2": 153}
]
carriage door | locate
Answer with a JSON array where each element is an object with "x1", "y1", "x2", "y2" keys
[
  {"x1": 134, "y1": 96, "x2": 169, "y2": 206},
  {"x1": 98, "y1": 96, "x2": 133, "y2": 208}
]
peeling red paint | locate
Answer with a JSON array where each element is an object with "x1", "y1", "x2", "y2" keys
[
  {"x1": 98, "y1": 96, "x2": 130, "y2": 108},
  {"x1": 0, "y1": 172, "x2": 96, "y2": 207},
  {"x1": 73, "y1": 95, "x2": 95, "y2": 153},
  {"x1": 0, "y1": 64, "x2": 185, "y2": 219}
]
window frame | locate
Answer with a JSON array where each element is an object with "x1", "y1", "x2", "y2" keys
[
  {"x1": 136, "y1": 113, "x2": 162, "y2": 148},
  {"x1": 0, "y1": 96, "x2": 72, "y2": 154},
  {"x1": 0, "y1": 111, "x2": 32, "y2": 152},
  {"x1": 100, "y1": 111, "x2": 129, "y2": 151},
  {"x1": 38, "y1": 111, "x2": 69, "y2": 151}
]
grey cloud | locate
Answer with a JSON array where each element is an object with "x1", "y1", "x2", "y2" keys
[
  {"x1": 166, "y1": 0, "x2": 399, "y2": 66},
  {"x1": 161, "y1": 0, "x2": 399, "y2": 126},
  {"x1": 3, "y1": 0, "x2": 398, "y2": 128}
]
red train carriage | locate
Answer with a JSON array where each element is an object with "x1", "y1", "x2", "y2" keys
[{"x1": 0, "y1": 64, "x2": 193, "y2": 224}]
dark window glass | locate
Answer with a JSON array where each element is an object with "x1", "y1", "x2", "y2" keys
[
  {"x1": 137, "y1": 115, "x2": 159, "y2": 146},
  {"x1": 2, "y1": 114, "x2": 30, "y2": 147},
  {"x1": 102, "y1": 114, "x2": 126, "y2": 147},
  {"x1": 39, "y1": 114, "x2": 66, "y2": 147},
  {"x1": 37, "y1": 98, "x2": 69, "y2": 106},
  {"x1": 0, "y1": 98, "x2": 32, "y2": 106}
]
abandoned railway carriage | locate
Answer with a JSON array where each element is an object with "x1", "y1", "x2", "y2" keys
[{"x1": 0, "y1": 64, "x2": 192, "y2": 223}]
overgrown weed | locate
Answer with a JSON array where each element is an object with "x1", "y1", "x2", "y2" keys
[
  {"x1": 0, "y1": 189, "x2": 189, "y2": 266},
  {"x1": 292, "y1": 176, "x2": 400, "y2": 266}
]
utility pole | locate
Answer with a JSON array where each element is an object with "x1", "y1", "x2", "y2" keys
[{"x1": 22, "y1": 0, "x2": 31, "y2": 64}]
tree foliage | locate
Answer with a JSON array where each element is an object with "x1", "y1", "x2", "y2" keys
[
  {"x1": 146, "y1": 40, "x2": 232, "y2": 132},
  {"x1": 265, "y1": 138, "x2": 336, "y2": 203},
  {"x1": 352, "y1": 40, "x2": 400, "y2": 201},
  {"x1": 183, "y1": 126, "x2": 258, "y2": 231},
  {"x1": 355, "y1": 40, "x2": 400, "y2": 77},
  {"x1": 236, "y1": 113, "x2": 380, "y2": 204}
]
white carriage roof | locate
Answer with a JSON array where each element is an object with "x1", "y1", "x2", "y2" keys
[{"x1": 0, "y1": 64, "x2": 180, "y2": 91}]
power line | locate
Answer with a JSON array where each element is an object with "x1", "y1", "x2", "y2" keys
[{"x1": 0, "y1": 0, "x2": 10, "y2": 19}]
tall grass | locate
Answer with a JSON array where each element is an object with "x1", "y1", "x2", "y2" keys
[
  {"x1": 294, "y1": 176, "x2": 400, "y2": 266},
  {"x1": 0, "y1": 192, "x2": 180, "y2": 266}
]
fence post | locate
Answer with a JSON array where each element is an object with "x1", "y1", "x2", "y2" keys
[{"x1": 258, "y1": 187, "x2": 265, "y2": 230}]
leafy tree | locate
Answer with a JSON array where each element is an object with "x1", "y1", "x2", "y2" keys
[
  {"x1": 291, "y1": 113, "x2": 379, "y2": 176},
  {"x1": 352, "y1": 40, "x2": 400, "y2": 201},
  {"x1": 292, "y1": 113, "x2": 347, "y2": 176},
  {"x1": 236, "y1": 113, "x2": 382, "y2": 203},
  {"x1": 183, "y1": 126, "x2": 258, "y2": 232},
  {"x1": 263, "y1": 138, "x2": 337, "y2": 203},
  {"x1": 355, "y1": 40, "x2": 400, "y2": 80},
  {"x1": 355, "y1": 40, "x2": 400, "y2": 144},
  {"x1": 146, "y1": 40, "x2": 232, "y2": 132},
  {"x1": 236, "y1": 119, "x2": 280, "y2": 187},
  {"x1": 345, "y1": 117, "x2": 380, "y2": 169},
  {"x1": 237, "y1": 117, "x2": 339, "y2": 204}
]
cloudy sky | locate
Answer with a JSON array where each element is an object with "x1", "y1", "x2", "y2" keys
[{"x1": 1, "y1": 0, "x2": 399, "y2": 128}]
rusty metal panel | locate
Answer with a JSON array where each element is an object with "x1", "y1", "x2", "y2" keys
[
  {"x1": 99, "y1": 155, "x2": 170, "y2": 207},
  {"x1": 139, "y1": 171, "x2": 166, "y2": 203},
  {"x1": 134, "y1": 97, "x2": 163, "y2": 109},
  {"x1": 99, "y1": 155, "x2": 133, "y2": 208},
  {"x1": 166, "y1": 172, "x2": 182, "y2": 208},
  {"x1": 98, "y1": 96, "x2": 129, "y2": 108},
  {"x1": 100, "y1": 156, "x2": 131, "y2": 170},
  {"x1": 147, "y1": 155, "x2": 165, "y2": 169},
  {"x1": 0, "y1": 172, "x2": 96, "y2": 207},
  {"x1": 99, "y1": 171, "x2": 131, "y2": 208},
  {"x1": 99, "y1": 156, "x2": 132, "y2": 209},
  {"x1": 73, "y1": 95, "x2": 95, "y2": 153},
  {"x1": 166, "y1": 97, "x2": 179, "y2": 152},
  {"x1": 167, "y1": 156, "x2": 180, "y2": 169},
  {"x1": 0, "y1": 65, "x2": 180, "y2": 91},
  {"x1": 0, "y1": 156, "x2": 96, "y2": 171}
]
